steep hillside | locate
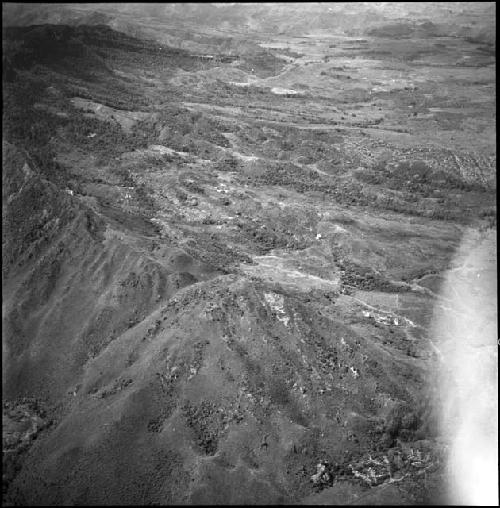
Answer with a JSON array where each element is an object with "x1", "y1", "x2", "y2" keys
[{"x1": 3, "y1": 140, "x2": 440, "y2": 502}]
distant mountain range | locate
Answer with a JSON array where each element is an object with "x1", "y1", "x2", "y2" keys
[{"x1": 3, "y1": 2, "x2": 495, "y2": 49}]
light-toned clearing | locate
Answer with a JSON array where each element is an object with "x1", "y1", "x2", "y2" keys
[
  {"x1": 270, "y1": 87, "x2": 300, "y2": 96},
  {"x1": 243, "y1": 255, "x2": 340, "y2": 292},
  {"x1": 264, "y1": 292, "x2": 289, "y2": 326}
]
